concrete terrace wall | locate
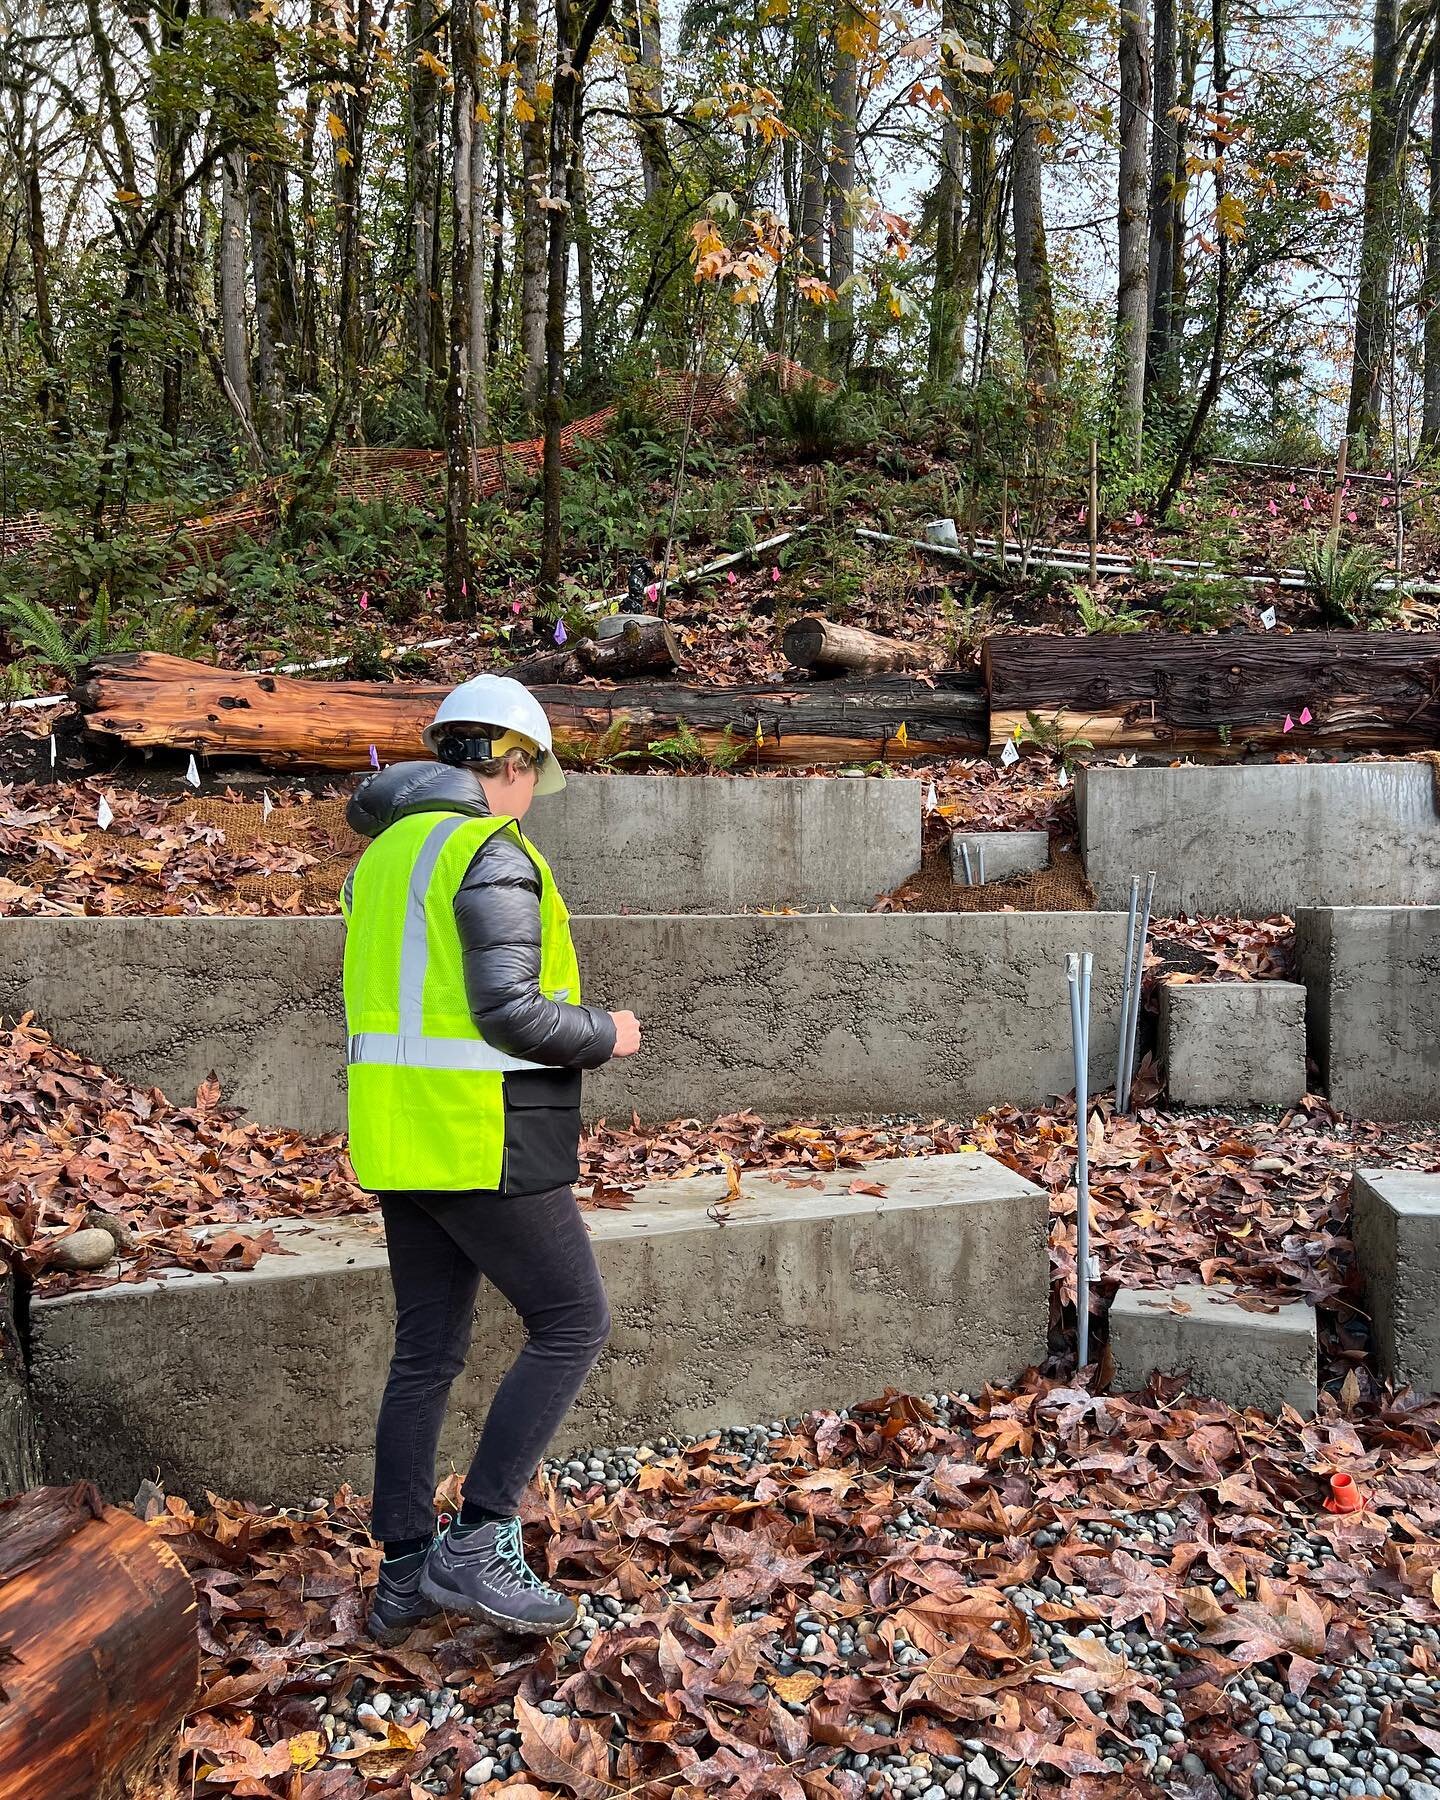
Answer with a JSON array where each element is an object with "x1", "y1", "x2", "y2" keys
[
  {"x1": 0, "y1": 912, "x2": 1132, "y2": 1129},
  {"x1": 1078, "y1": 762, "x2": 1440, "y2": 914},
  {"x1": 31, "y1": 1158, "x2": 1049, "y2": 1506},
  {"x1": 1295, "y1": 906, "x2": 1440, "y2": 1120},
  {"x1": 502, "y1": 773, "x2": 923, "y2": 913}
]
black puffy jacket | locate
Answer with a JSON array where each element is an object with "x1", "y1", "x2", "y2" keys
[{"x1": 345, "y1": 761, "x2": 616, "y2": 1195}]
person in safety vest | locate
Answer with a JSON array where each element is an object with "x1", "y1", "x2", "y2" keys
[{"x1": 340, "y1": 675, "x2": 641, "y2": 1643}]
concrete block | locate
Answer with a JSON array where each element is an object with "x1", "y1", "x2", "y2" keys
[
  {"x1": 1158, "y1": 980, "x2": 1307, "y2": 1110},
  {"x1": 950, "y1": 831, "x2": 1050, "y2": 885},
  {"x1": 29, "y1": 1154, "x2": 1049, "y2": 1506},
  {"x1": 0, "y1": 911, "x2": 1133, "y2": 1133},
  {"x1": 1352, "y1": 1169, "x2": 1440, "y2": 1392},
  {"x1": 1078, "y1": 762, "x2": 1440, "y2": 914},
  {"x1": 1295, "y1": 906, "x2": 1440, "y2": 1120},
  {"x1": 1108, "y1": 1283, "x2": 1317, "y2": 1416},
  {"x1": 533, "y1": 774, "x2": 922, "y2": 913}
]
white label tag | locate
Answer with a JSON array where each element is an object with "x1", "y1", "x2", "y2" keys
[
  {"x1": 999, "y1": 739, "x2": 1020, "y2": 768},
  {"x1": 924, "y1": 781, "x2": 938, "y2": 813},
  {"x1": 1057, "y1": 765, "x2": 1069, "y2": 788},
  {"x1": 1087, "y1": 1253, "x2": 1101, "y2": 1280},
  {"x1": 261, "y1": 790, "x2": 273, "y2": 823},
  {"x1": 1260, "y1": 605, "x2": 1276, "y2": 630},
  {"x1": 49, "y1": 734, "x2": 57, "y2": 767},
  {"x1": 184, "y1": 753, "x2": 201, "y2": 789},
  {"x1": 96, "y1": 794, "x2": 114, "y2": 831}
]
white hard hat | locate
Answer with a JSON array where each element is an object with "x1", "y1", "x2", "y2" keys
[{"x1": 422, "y1": 674, "x2": 566, "y2": 795}]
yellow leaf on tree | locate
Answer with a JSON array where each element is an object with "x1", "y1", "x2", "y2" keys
[
  {"x1": 513, "y1": 93, "x2": 536, "y2": 123},
  {"x1": 417, "y1": 48, "x2": 449, "y2": 77},
  {"x1": 114, "y1": 188, "x2": 142, "y2": 205},
  {"x1": 325, "y1": 110, "x2": 347, "y2": 140},
  {"x1": 475, "y1": 99, "x2": 491, "y2": 122},
  {"x1": 534, "y1": 79, "x2": 553, "y2": 104},
  {"x1": 1216, "y1": 192, "x2": 1246, "y2": 242}
]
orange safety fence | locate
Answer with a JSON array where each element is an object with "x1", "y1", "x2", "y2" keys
[{"x1": 0, "y1": 355, "x2": 829, "y2": 569}]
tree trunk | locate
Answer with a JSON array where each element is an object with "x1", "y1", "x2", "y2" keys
[
  {"x1": 1423, "y1": 62, "x2": 1440, "y2": 449},
  {"x1": 22, "y1": 154, "x2": 69, "y2": 437},
  {"x1": 797, "y1": 149, "x2": 828, "y2": 368},
  {"x1": 247, "y1": 169, "x2": 287, "y2": 449},
  {"x1": 928, "y1": 0, "x2": 965, "y2": 385},
  {"x1": 469, "y1": 76, "x2": 491, "y2": 442},
  {"x1": 517, "y1": 0, "x2": 549, "y2": 410},
  {"x1": 73, "y1": 654, "x2": 989, "y2": 768},
  {"x1": 782, "y1": 615, "x2": 929, "y2": 674},
  {"x1": 539, "y1": 64, "x2": 581, "y2": 601},
  {"x1": 1116, "y1": 0, "x2": 1152, "y2": 463},
  {"x1": 573, "y1": 135, "x2": 597, "y2": 387},
  {"x1": 984, "y1": 629, "x2": 1440, "y2": 755},
  {"x1": 445, "y1": 0, "x2": 477, "y2": 613},
  {"x1": 621, "y1": 0, "x2": 669, "y2": 205},
  {"x1": 487, "y1": 0, "x2": 513, "y2": 362},
  {"x1": 1157, "y1": 0, "x2": 1229, "y2": 511},
  {"x1": 1009, "y1": 0, "x2": 1058, "y2": 394},
  {"x1": 0, "y1": 1274, "x2": 37, "y2": 1499},
  {"x1": 0, "y1": 1484, "x2": 198, "y2": 1796},
  {"x1": 410, "y1": 0, "x2": 441, "y2": 399},
  {"x1": 1348, "y1": 0, "x2": 1403, "y2": 459},
  {"x1": 1144, "y1": 0, "x2": 1177, "y2": 406},
  {"x1": 297, "y1": 0, "x2": 322, "y2": 397},
  {"x1": 334, "y1": 0, "x2": 373, "y2": 435},
  {"x1": 826, "y1": 10, "x2": 858, "y2": 371}
]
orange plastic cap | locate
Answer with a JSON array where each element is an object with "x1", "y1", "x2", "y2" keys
[{"x1": 1322, "y1": 1472, "x2": 1363, "y2": 1514}]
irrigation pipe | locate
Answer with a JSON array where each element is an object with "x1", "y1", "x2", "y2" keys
[
  {"x1": 1117, "y1": 872, "x2": 1156, "y2": 1114},
  {"x1": 1067, "y1": 951, "x2": 1094, "y2": 1369},
  {"x1": 1114, "y1": 877, "x2": 1140, "y2": 1105}
]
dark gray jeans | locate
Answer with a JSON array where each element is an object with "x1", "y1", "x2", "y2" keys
[{"x1": 372, "y1": 1184, "x2": 611, "y2": 1541}]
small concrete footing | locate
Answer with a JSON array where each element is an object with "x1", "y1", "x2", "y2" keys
[
  {"x1": 949, "y1": 832, "x2": 1050, "y2": 885},
  {"x1": 30, "y1": 1154, "x2": 1049, "y2": 1507},
  {"x1": 1352, "y1": 1170, "x2": 1440, "y2": 1393},
  {"x1": 1108, "y1": 1283, "x2": 1317, "y2": 1415},
  {"x1": 1158, "y1": 981, "x2": 1307, "y2": 1110}
]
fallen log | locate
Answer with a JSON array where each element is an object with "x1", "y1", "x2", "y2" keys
[
  {"x1": 782, "y1": 615, "x2": 929, "y2": 675},
  {"x1": 75, "y1": 653, "x2": 987, "y2": 769},
  {"x1": 983, "y1": 630, "x2": 1440, "y2": 755},
  {"x1": 502, "y1": 617, "x2": 684, "y2": 684},
  {"x1": 0, "y1": 1483, "x2": 198, "y2": 1798}
]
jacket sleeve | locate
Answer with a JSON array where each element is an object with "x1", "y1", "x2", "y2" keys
[{"x1": 453, "y1": 834, "x2": 617, "y2": 1069}]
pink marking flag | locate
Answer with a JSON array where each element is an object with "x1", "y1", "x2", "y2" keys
[
  {"x1": 1300, "y1": 706, "x2": 1312, "y2": 724},
  {"x1": 369, "y1": 744, "x2": 380, "y2": 768},
  {"x1": 1283, "y1": 715, "x2": 1294, "y2": 733}
]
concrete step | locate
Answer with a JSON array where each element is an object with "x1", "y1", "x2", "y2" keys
[
  {"x1": 1352, "y1": 1170, "x2": 1440, "y2": 1394},
  {"x1": 1079, "y1": 762, "x2": 1440, "y2": 915},
  {"x1": 533, "y1": 774, "x2": 922, "y2": 913},
  {"x1": 29, "y1": 1153, "x2": 1048, "y2": 1508},
  {"x1": 1158, "y1": 980, "x2": 1307, "y2": 1110},
  {"x1": 949, "y1": 830, "x2": 1050, "y2": 886},
  {"x1": 1108, "y1": 1282, "x2": 1318, "y2": 1416},
  {"x1": 0, "y1": 912, "x2": 1133, "y2": 1133},
  {"x1": 1296, "y1": 907, "x2": 1440, "y2": 1120}
]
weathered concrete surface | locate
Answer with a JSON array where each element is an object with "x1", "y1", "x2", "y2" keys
[
  {"x1": 1352, "y1": 1169, "x2": 1440, "y2": 1393},
  {"x1": 949, "y1": 831, "x2": 1049, "y2": 885},
  {"x1": 1078, "y1": 762, "x2": 1440, "y2": 914},
  {"x1": 1294, "y1": 907, "x2": 1440, "y2": 1120},
  {"x1": 531, "y1": 775, "x2": 922, "y2": 913},
  {"x1": 30, "y1": 1155, "x2": 1049, "y2": 1506},
  {"x1": 1109, "y1": 1283, "x2": 1317, "y2": 1415},
  {"x1": 0, "y1": 912, "x2": 1132, "y2": 1132},
  {"x1": 1158, "y1": 980, "x2": 1307, "y2": 1110}
]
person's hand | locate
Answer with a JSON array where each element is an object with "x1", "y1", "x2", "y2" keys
[{"x1": 609, "y1": 1010, "x2": 642, "y2": 1057}]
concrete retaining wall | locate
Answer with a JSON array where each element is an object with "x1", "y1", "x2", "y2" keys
[
  {"x1": 1078, "y1": 762, "x2": 1440, "y2": 914},
  {"x1": 0, "y1": 912, "x2": 1132, "y2": 1131},
  {"x1": 531, "y1": 774, "x2": 922, "y2": 912},
  {"x1": 1295, "y1": 907, "x2": 1440, "y2": 1120},
  {"x1": 30, "y1": 1156, "x2": 1049, "y2": 1506}
]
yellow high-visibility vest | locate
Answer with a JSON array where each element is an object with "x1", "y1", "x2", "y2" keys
[{"x1": 340, "y1": 811, "x2": 580, "y2": 1192}]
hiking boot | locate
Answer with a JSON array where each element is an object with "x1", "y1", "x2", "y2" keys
[
  {"x1": 366, "y1": 1546, "x2": 441, "y2": 1646},
  {"x1": 418, "y1": 1517, "x2": 576, "y2": 1635}
]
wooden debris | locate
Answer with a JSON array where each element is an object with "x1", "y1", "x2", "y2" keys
[
  {"x1": 0, "y1": 1483, "x2": 198, "y2": 1795},
  {"x1": 781, "y1": 616, "x2": 929, "y2": 676},
  {"x1": 74, "y1": 654, "x2": 987, "y2": 770},
  {"x1": 983, "y1": 630, "x2": 1440, "y2": 755}
]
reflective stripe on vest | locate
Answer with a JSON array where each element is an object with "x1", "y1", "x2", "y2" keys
[{"x1": 341, "y1": 808, "x2": 581, "y2": 1192}]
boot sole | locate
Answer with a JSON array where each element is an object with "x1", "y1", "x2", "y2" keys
[
  {"x1": 417, "y1": 1567, "x2": 575, "y2": 1637},
  {"x1": 365, "y1": 1607, "x2": 438, "y2": 1647}
]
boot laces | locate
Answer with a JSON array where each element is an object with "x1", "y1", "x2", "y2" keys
[{"x1": 479, "y1": 1518, "x2": 561, "y2": 1600}]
